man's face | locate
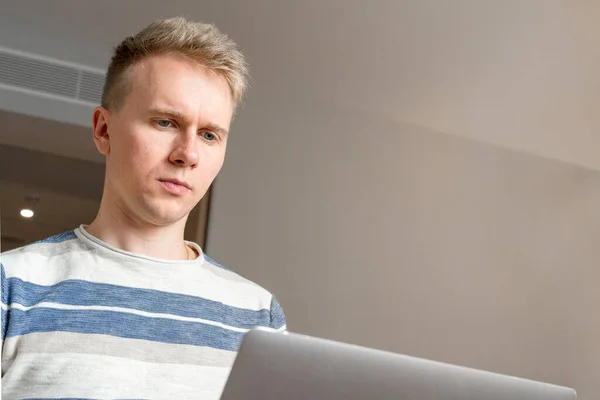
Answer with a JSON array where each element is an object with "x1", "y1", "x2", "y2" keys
[{"x1": 95, "y1": 54, "x2": 234, "y2": 227}]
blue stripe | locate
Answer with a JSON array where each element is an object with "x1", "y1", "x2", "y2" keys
[
  {"x1": 5, "y1": 307, "x2": 245, "y2": 351},
  {"x1": 34, "y1": 230, "x2": 77, "y2": 244},
  {"x1": 269, "y1": 296, "x2": 287, "y2": 329},
  {"x1": 204, "y1": 255, "x2": 230, "y2": 271},
  {"x1": 2, "y1": 309, "x2": 7, "y2": 341},
  {"x1": 1, "y1": 264, "x2": 7, "y2": 340},
  {"x1": 1, "y1": 263, "x2": 7, "y2": 305},
  {"x1": 6, "y1": 277, "x2": 271, "y2": 330}
]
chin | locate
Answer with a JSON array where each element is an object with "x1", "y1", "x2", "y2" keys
[
  {"x1": 142, "y1": 203, "x2": 191, "y2": 226},
  {"x1": 149, "y1": 213, "x2": 189, "y2": 226}
]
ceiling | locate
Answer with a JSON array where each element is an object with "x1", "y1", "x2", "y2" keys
[
  {"x1": 1, "y1": 0, "x2": 600, "y2": 169},
  {"x1": 1, "y1": 0, "x2": 600, "y2": 246}
]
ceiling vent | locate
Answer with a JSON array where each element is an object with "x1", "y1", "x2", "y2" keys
[
  {"x1": 0, "y1": 45, "x2": 106, "y2": 127},
  {"x1": 0, "y1": 46, "x2": 105, "y2": 105}
]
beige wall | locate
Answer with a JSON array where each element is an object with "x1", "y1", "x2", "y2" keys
[
  {"x1": 184, "y1": 188, "x2": 212, "y2": 249},
  {"x1": 208, "y1": 101, "x2": 598, "y2": 399}
]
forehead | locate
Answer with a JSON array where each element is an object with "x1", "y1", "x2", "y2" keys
[{"x1": 125, "y1": 54, "x2": 234, "y2": 123}]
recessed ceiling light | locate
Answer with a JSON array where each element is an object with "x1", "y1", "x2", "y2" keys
[{"x1": 20, "y1": 209, "x2": 34, "y2": 218}]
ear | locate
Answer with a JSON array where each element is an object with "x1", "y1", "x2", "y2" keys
[{"x1": 92, "y1": 106, "x2": 111, "y2": 156}]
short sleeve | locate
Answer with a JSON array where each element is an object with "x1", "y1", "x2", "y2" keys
[
  {"x1": 269, "y1": 295, "x2": 287, "y2": 331},
  {"x1": 1, "y1": 263, "x2": 8, "y2": 341}
]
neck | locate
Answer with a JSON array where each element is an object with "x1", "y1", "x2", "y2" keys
[{"x1": 86, "y1": 197, "x2": 193, "y2": 261}]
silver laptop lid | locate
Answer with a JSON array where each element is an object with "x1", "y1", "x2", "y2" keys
[{"x1": 221, "y1": 329, "x2": 576, "y2": 400}]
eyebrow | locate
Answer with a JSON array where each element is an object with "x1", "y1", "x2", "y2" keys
[{"x1": 148, "y1": 107, "x2": 229, "y2": 136}]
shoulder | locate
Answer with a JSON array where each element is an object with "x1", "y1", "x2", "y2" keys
[
  {"x1": 201, "y1": 254, "x2": 271, "y2": 299},
  {"x1": 201, "y1": 254, "x2": 287, "y2": 331},
  {"x1": 3, "y1": 230, "x2": 80, "y2": 255},
  {"x1": 1, "y1": 229, "x2": 84, "y2": 277}
]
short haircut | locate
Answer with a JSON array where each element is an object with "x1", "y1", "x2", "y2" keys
[{"x1": 101, "y1": 16, "x2": 249, "y2": 110}]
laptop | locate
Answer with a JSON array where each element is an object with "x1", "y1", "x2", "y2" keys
[{"x1": 220, "y1": 328, "x2": 577, "y2": 400}]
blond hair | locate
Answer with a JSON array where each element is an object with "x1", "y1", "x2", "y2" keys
[{"x1": 101, "y1": 17, "x2": 249, "y2": 110}]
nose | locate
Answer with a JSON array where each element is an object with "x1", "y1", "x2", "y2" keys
[{"x1": 169, "y1": 131, "x2": 199, "y2": 168}]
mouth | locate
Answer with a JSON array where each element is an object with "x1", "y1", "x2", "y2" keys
[
  {"x1": 160, "y1": 178, "x2": 191, "y2": 190},
  {"x1": 158, "y1": 178, "x2": 192, "y2": 195}
]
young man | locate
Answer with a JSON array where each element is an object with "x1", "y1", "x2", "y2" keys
[{"x1": 1, "y1": 17, "x2": 286, "y2": 399}]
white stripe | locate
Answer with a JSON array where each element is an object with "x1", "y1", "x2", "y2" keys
[
  {"x1": 1, "y1": 242, "x2": 273, "y2": 312},
  {"x1": 3, "y1": 302, "x2": 250, "y2": 333},
  {"x1": 3, "y1": 331, "x2": 237, "y2": 367},
  {"x1": 2, "y1": 352, "x2": 229, "y2": 400}
]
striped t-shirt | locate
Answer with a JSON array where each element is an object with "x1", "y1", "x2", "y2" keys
[{"x1": 0, "y1": 226, "x2": 286, "y2": 400}]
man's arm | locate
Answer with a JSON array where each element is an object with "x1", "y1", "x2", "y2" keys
[
  {"x1": 269, "y1": 295, "x2": 287, "y2": 332},
  {"x1": 1, "y1": 263, "x2": 8, "y2": 375}
]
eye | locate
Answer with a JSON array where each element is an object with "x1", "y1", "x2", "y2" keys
[
  {"x1": 201, "y1": 131, "x2": 217, "y2": 142},
  {"x1": 156, "y1": 119, "x2": 173, "y2": 128}
]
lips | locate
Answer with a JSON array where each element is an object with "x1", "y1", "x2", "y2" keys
[
  {"x1": 158, "y1": 178, "x2": 191, "y2": 195},
  {"x1": 160, "y1": 178, "x2": 191, "y2": 190}
]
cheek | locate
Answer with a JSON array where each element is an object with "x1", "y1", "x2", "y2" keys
[
  {"x1": 210, "y1": 148, "x2": 226, "y2": 173},
  {"x1": 210, "y1": 152, "x2": 226, "y2": 173},
  {"x1": 119, "y1": 130, "x2": 164, "y2": 172},
  {"x1": 105, "y1": 120, "x2": 161, "y2": 187},
  {"x1": 197, "y1": 150, "x2": 225, "y2": 180}
]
